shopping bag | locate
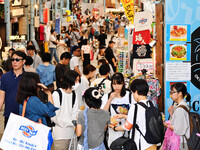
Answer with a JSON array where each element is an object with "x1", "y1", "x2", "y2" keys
[
  {"x1": 0, "y1": 98, "x2": 53, "y2": 150},
  {"x1": 0, "y1": 113, "x2": 53, "y2": 150},
  {"x1": 68, "y1": 131, "x2": 78, "y2": 150},
  {"x1": 162, "y1": 127, "x2": 180, "y2": 150}
]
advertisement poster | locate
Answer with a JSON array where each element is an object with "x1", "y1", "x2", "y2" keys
[
  {"x1": 120, "y1": 0, "x2": 134, "y2": 24},
  {"x1": 165, "y1": 0, "x2": 200, "y2": 118}
]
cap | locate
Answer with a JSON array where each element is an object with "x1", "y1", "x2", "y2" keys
[
  {"x1": 109, "y1": 41, "x2": 115, "y2": 44},
  {"x1": 72, "y1": 45, "x2": 80, "y2": 52}
]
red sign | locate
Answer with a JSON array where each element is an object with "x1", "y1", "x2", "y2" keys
[
  {"x1": 0, "y1": 0, "x2": 4, "y2": 3},
  {"x1": 132, "y1": 29, "x2": 151, "y2": 45},
  {"x1": 43, "y1": 9, "x2": 48, "y2": 23}
]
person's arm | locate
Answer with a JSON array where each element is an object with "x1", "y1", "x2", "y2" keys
[
  {"x1": 103, "y1": 92, "x2": 117, "y2": 111},
  {"x1": 81, "y1": 49, "x2": 84, "y2": 62},
  {"x1": 37, "y1": 83, "x2": 54, "y2": 104},
  {"x1": 112, "y1": 58, "x2": 117, "y2": 67},
  {"x1": 76, "y1": 124, "x2": 82, "y2": 137},
  {"x1": 0, "y1": 90, "x2": 5, "y2": 111},
  {"x1": 109, "y1": 125, "x2": 125, "y2": 131}
]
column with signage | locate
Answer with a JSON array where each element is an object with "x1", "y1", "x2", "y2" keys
[{"x1": 165, "y1": 0, "x2": 200, "y2": 118}]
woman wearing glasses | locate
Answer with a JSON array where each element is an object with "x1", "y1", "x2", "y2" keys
[{"x1": 165, "y1": 82, "x2": 191, "y2": 150}]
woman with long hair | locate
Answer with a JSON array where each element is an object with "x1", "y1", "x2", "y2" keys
[
  {"x1": 101, "y1": 72, "x2": 135, "y2": 147},
  {"x1": 16, "y1": 72, "x2": 57, "y2": 125}
]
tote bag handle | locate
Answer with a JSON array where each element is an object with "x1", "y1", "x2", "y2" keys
[{"x1": 22, "y1": 97, "x2": 42, "y2": 124}]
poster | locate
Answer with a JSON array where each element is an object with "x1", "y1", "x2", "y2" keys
[
  {"x1": 120, "y1": 0, "x2": 134, "y2": 24},
  {"x1": 165, "y1": 0, "x2": 200, "y2": 118},
  {"x1": 55, "y1": 19, "x2": 60, "y2": 34}
]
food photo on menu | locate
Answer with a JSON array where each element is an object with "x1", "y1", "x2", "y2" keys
[
  {"x1": 170, "y1": 25, "x2": 187, "y2": 41},
  {"x1": 170, "y1": 44, "x2": 187, "y2": 60}
]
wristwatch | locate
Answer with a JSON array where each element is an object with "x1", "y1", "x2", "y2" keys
[{"x1": 113, "y1": 126, "x2": 117, "y2": 132}]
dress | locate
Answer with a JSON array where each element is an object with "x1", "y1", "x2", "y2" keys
[{"x1": 19, "y1": 96, "x2": 57, "y2": 125}]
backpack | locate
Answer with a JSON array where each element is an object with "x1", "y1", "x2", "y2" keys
[
  {"x1": 178, "y1": 105, "x2": 200, "y2": 150},
  {"x1": 135, "y1": 101, "x2": 164, "y2": 144}
]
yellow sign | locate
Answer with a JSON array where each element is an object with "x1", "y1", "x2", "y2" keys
[
  {"x1": 10, "y1": 35, "x2": 26, "y2": 40},
  {"x1": 121, "y1": 0, "x2": 134, "y2": 24},
  {"x1": 66, "y1": 10, "x2": 71, "y2": 16}
]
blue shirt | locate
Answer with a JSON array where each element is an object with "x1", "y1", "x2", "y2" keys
[
  {"x1": 0, "y1": 69, "x2": 25, "y2": 117},
  {"x1": 19, "y1": 96, "x2": 58, "y2": 125},
  {"x1": 36, "y1": 63, "x2": 56, "y2": 86}
]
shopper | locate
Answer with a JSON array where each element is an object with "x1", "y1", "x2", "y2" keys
[
  {"x1": 56, "y1": 34, "x2": 67, "y2": 60},
  {"x1": 81, "y1": 19, "x2": 88, "y2": 32},
  {"x1": 0, "y1": 51, "x2": 26, "y2": 127},
  {"x1": 36, "y1": 53, "x2": 56, "y2": 90},
  {"x1": 76, "y1": 64, "x2": 96, "y2": 109},
  {"x1": 98, "y1": 59, "x2": 114, "y2": 77},
  {"x1": 27, "y1": 45, "x2": 42, "y2": 69},
  {"x1": 109, "y1": 79, "x2": 157, "y2": 150},
  {"x1": 76, "y1": 87, "x2": 110, "y2": 150},
  {"x1": 51, "y1": 70, "x2": 79, "y2": 150},
  {"x1": 55, "y1": 52, "x2": 71, "y2": 88},
  {"x1": 2, "y1": 48, "x2": 15, "y2": 72},
  {"x1": 101, "y1": 73, "x2": 134, "y2": 147},
  {"x1": 24, "y1": 56, "x2": 36, "y2": 72},
  {"x1": 81, "y1": 39, "x2": 92, "y2": 69},
  {"x1": 92, "y1": 19, "x2": 100, "y2": 36},
  {"x1": 97, "y1": 46, "x2": 106, "y2": 61},
  {"x1": 70, "y1": 45, "x2": 82, "y2": 76},
  {"x1": 49, "y1": 29, "x2": 63, "y2": 63},
  {"x1": 164, "y1": 82, "x2": 191, "y2": 149},
  {"x1": 90, "y1": 63, "x2": 111, "y2": 94},
  {"x1": 65, "y1": 25, "x2": 73, "y2": 52},
  {"x1": 16, "y1": 72, "x2": 57, "y2": 125},
  {"x1": 105, "y1": 41, "x2": 117, "y2": 72},
  {"x1": 98, "y1": 29, "x2": 107, "y2": 47}
]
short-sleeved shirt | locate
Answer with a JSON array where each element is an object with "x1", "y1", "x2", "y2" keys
[
  {"x1": 98, "y1": 33, "x2": 107, "y2": 46},
  {"x1": 31, "y1": 54, "x2": 42, "y2": 69},
  {"x1": 92, "y1": 22, "x2": 100, "y2": 32},
  {"x1": 0, "y1": 69, "x2": 25, "y2": 117},
  {"x1": 70, "y1": 56, "x2": 82, "y2": 74},
  {"x1": 105, "y1": 46, "x2": 116, "y2": 67},
  {"x1": 69, "y1": 32, "x2": 79, "y2": 47},
  {"x1": 49, "y1": 35, "x2": 57, "y2": 48},
  {"x1": 77, "y1": 109, "x2": 110, "y2": 149}
]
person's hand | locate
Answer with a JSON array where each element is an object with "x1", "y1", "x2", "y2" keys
[
  {"x1": 114, "y1": 62, "x2": 117, "y2": 67},
  {"x1": 114, "y1": 114, "x2": 126, "y2": 119},
  {"x1": 109, "y1": 92, "x2": 118, "y2": 101},
  {"x1": 109, "y1": 124, "x2": 115, "y2": 130},
  {"x1": 37, "y1": 83, "x2": 51, "y2": 94},
  {"x1": 82, "y1": 57, "x2": 84, "y2": 62},
  {"x1": 168, "y1": 105, "x2": 174, "y2": 116}
]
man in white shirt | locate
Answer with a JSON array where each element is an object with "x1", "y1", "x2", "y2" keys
[
  {"x1": 81, "y1": 19, "x2": 88, "y2": 32},
  {"x1": 90, "y1": 64, "x2": 111, "y2": 94},
  {"x1": 70, "y1": 45, "x2": 82, "y2": 76},
  {"x1": 92, "y1": 19, "x2": 100, "y2": 36},
  {"x1": 27, "y1": 45, "x2": 42, "y2": 69}
]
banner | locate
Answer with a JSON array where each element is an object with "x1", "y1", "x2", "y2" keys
[
  {"x1": 120, "y1": 0, "x2": 134, "y2": 24},
  {"x1": 165, "y1": 0, "x2": 200, "y2": 119}
]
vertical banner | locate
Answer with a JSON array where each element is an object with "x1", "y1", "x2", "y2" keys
[
  {"x1": 165, "y1": 0, "x2": 200, "y2": 119},
  {"x1": 55, "y1": 19, "x2": 60, "y2": 34},
  {"x1": 120, "y1": 0, "x2": 134, "y2": 24}
]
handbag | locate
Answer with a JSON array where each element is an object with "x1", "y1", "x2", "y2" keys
[
  {"x1": 110, "y1": 104, "x2": 138, "y2": 150},
  {"x1": 0, "y1": 98, "x2": 53, "y2": 150},
  {"x1": 162, "y1": 125, "x2": 180, "y2": 150}
]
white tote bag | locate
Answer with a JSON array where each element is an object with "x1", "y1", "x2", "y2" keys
[{"x1": 0, "y1": 99, "x2": 53, "y2": 150}]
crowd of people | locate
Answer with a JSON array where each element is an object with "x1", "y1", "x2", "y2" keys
[{"x1": 0, "y1": 12, "x2": 195, "y2": 150}]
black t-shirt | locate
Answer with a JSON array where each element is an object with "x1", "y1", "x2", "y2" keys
[
  {"x1": 105, "y1": 46, "x2": 116, "y2": 66},
  {"x1": 55, "y1": 63, "x2": 68, "y2": 88},
  {"x1": 132, "y1": 44, "x2": 152, "y2": 59},
  {"x1": 98, "y1": 33, "x2": 107, "y2": 46}
]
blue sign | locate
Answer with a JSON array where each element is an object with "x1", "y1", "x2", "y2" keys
[
  {"x1": 55, "y1": 19, "x2": 60, "y2": 34},
  {"x1": 165, "y1": 0, "x2": 200, "y2": 119}
]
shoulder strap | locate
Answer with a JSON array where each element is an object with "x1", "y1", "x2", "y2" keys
[
  {"x1": 128, "y1": 91, "x2": 132, "y2": 104},
  {"x1": 131, "y1": 104, "x2": 138, "y2": 139},
  {"x1": 56, "y1": 89, "x2": 62, "y2": 106},
  {"x1": 72, "y1": 91, "x2": 76, "y2": 108},
  {"x1": 97, "y1": 78, "x2": 107, "y2": 89},
  {"x1": 137, "y1": 102, "x2": 148, "y2": 109},
  {"x1": 178, "y1": 105, "x2": 190, "y2": 113},
  {"x1": 22, "y1": 97, "x2": 29, "y2": 117}
]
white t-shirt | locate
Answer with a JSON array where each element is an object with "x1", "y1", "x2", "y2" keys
[
  {"x1": 70, "y1": 56, "x2": 82, "y2": 74},
  {"x1": 81, "y1": 23, "x2": 88, "y2": 31},
  {"x1": 123, "y1": 100, "x2": 153, "y2": 150},
  {"x1": 92, "y1": 22, "x2": 100, "y2": 32},
  {"x1": 101, "y1": 91, "x2": 136, "y2": 147},
  {"x1": 75, "y1": 75, "x2": 89, "y2": 109},
  {"x1": 90, "y1": 78, "x2": 111, "y2": 94},
  {"x1": 82, "y1": 45, "x2": 91, "y2": 54},
  {"x1": 49, "y1": 35, "x2": 57, "y2": 48},
  {"x1": 51, "y1": 88, "x2": 78, "y2": 140}
]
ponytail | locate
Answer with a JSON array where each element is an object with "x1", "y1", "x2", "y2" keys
[{"x1": 185, "y1": 92, "x2": 191, "y2": 102}]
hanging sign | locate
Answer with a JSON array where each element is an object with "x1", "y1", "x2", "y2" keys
[{"x1": 120, "y1": 0, "x2": 134, "y2": 24}]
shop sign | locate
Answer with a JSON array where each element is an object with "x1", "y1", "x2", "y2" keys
[
  {"x1": 133, "y1": 58, "x2": 153, "y2": 75},
  {"x1": 11, "y1": 8, "x2": 24, "y2": 17},
  {"x1": 12, "y1": 0, "x2": 22, "y2": 6},
  {"x1": 10, "y1": 35, "x2": 26, "y2": 41},
  {"x1": 121, "y1": 0, "x2": 134, "y2": 24},
  {"x1": 0, "y1": 0, "x2": 4, "y2": 4}
]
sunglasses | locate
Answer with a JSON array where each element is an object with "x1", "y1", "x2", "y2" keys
[{"x1": 11, "y1": 58, "x2": 23, "y2": 62}]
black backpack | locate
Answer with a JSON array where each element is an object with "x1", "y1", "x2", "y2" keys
[
  {"x1": 178, "y1": 105, "x2": 200, "y2": 150},
  {"x1": 135, "y1": 101, "x2": 164, "y2": 144}
]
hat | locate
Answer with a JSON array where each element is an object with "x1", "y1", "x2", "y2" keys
[
  {"x1": 109, "y1": 41, "x2": 115, "y2": 44},
  {"x1": 72, "y1": 45, "x2": 80, "y2": 52}
]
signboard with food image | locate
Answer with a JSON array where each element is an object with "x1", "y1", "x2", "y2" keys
[{"x1": 170, "y1": 44, "x2": 187, "y2": 60}]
